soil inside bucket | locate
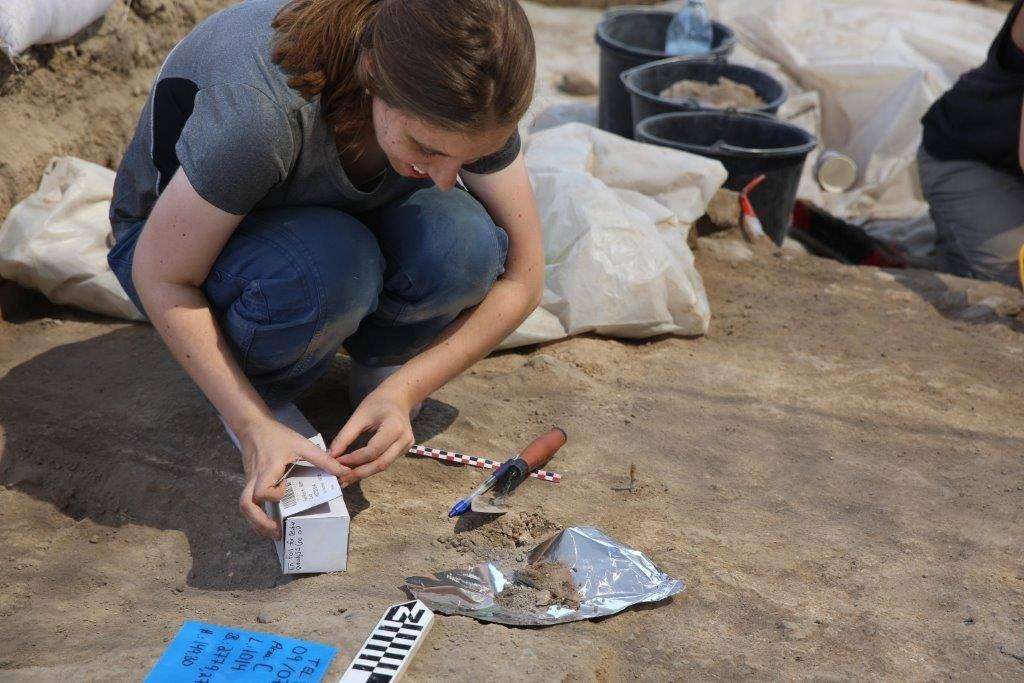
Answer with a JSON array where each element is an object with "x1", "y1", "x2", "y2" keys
[{"x1": 660, "y1": 76, "x2": 766, "y2": 110}]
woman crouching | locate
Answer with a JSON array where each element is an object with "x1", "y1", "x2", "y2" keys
[{"x1": 106, "y1": 0, "x2": 542, "y2": 537}]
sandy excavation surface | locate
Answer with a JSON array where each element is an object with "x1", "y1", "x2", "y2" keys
[
  {"x1": 2, "y1": 0, "x2": 1024, "y2": 680},
  {"x1": 3, "y1": 234, "x2": 1024, "y2": 680}
]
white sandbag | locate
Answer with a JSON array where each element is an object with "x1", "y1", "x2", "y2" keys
[
  {"x1": 525, "y1": 122, "x2": 726, "y2": 224},
  {"x1": 0, "y1": 157, "x2": 143, "y2": 321},
  {"x1": 0, "y1": 0, "x2": 116, "y2": 58},
  {"x1": 498, "y1": 122, "x2": 726, "y2": 348}
]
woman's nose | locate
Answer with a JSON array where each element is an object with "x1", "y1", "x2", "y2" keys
[{"x1": 428, "y1": 159, "x2": 462, "y2": 191}]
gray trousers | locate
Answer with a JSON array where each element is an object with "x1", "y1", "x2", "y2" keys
[{"x1": 917, "y1": 147, "x2": 1024, "y2": 287}]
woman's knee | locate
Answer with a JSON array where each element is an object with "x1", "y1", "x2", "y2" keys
[
  {"x1": 274, "y1": 207, "x2": 386, "y2": 323},
  {"x1": 381, "y1": 188, "x2": 508, "y2": 320},
  {"x1": 206, "y1": 207, "x2": 384, "y2": 373}
]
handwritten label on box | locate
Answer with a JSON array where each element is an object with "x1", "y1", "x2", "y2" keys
[{"x1": 278, "y1": 464, "x2": 342, "y2": 518}]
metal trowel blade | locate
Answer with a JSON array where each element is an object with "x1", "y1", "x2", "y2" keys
[{"x1": 470, "y1": 493, "x2": 510, "y2": 515}]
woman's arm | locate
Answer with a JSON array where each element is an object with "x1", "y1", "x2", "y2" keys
[
  {"x1": 133, "y1": 169, "x2": 347, "y2": 537},
  {"x1": 329, "y1": 154, "x2": 544, "y2": 479}
]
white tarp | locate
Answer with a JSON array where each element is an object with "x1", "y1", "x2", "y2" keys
[
  {"x1": 0, "y1": 157, "x2": 143, "y2": 321},
  {"x1": 501, "y1": 122, "x2": 725, "y2": 348},
  {"x1": 709, "y1": 0, "x2": 1005, "y2": 231},
  {"x1": 2, "y1": 133, "x2": 725, "y2": 347},
  {"x1": 0, "y1": 0, "x2": 116, "y2": 58}
]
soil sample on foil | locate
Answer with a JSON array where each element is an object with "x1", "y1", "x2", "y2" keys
[
  {"x1": 495, "y1": 561, "x2": 581, "y2": 611},
  {"x1": 660, "y1": 76, "x2": 766, "y2": 110}
]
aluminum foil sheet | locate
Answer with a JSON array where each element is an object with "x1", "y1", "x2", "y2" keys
[{"x1": 405, "y1": 526, "x2": 684, "y2": 626}]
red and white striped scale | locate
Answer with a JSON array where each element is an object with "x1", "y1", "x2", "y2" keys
[{"x1": 407, "y1": 444, "x2": 562, "y2": 483}]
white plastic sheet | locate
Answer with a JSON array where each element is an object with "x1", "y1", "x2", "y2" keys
[
  {"x1": 0, "y1": 0, "x2": 116, "y2": 58},
  {"x1": 500, "y1": 122, "x2": 726, "y2": 348},
  {"x1": 709, "y1": 0, "x2": 1005, "y2": 226},
  {"x1": 0, "y1": 157, "x2": 143, "y2": 321}
]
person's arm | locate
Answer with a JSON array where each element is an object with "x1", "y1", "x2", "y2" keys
[
  {"x1": 1012, "y1": 5, "x2": 1024, "y2": 52},
  {"x1": 328, "y1": 153, "x2": 544, "y2": 480},
  {"x1": 1014, "y1": 9, "x2": 1024, "y2": 172},
  {"x1": 1018, "y1": 101, "x2": 1024, "y2": 174},
  {"x1": 133, "y1": 169, "x2": 348, "y2": 538}
]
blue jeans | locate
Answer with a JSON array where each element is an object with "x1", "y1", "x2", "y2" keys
[{"x1": 108, "y1": 186, "x2": 508, "y2": 405}]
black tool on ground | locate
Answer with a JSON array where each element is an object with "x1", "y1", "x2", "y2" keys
[
  {"x1": 790, "y1": 202, "x2": 912, "y2": 268},
  {"x1": 449, "y1": 427, "x2": 568, "y2": 517}
]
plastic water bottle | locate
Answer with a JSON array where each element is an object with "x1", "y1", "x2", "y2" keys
[{"x1": 664, "y1": 0, "x2": 713, "y2": 56}]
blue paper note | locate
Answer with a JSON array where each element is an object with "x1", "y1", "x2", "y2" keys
[{"x1": 146, "y1": 621, "x2": 336, "y2": 683}]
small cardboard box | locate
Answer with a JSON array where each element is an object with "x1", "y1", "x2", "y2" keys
[{"x1": 264, "y1": 434, "x2": 350, "y2": 574}]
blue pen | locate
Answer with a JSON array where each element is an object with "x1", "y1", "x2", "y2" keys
[{"x1": 447, "y1": 460, "x2": 515, "y2": 517}]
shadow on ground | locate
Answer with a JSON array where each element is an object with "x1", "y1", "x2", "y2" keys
[
  {"x1": 0, "y1": 325, "x2": 455, "y2": 591},
  {"x1": 892, "y1": 269, "x2": 1024, "y2": 333}
]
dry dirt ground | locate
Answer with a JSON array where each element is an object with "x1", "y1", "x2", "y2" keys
[{"x1": 2, "y1": 1, "x2": 1024, "y2": 681}]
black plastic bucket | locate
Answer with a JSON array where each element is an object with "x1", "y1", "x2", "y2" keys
[
  {"x1": 595, "y1": 9, "x2": 737, "y2": 138},
  {"x1": 622, "y1": 57, "x2": 787, "y2": 134},
  {"x1": 636, "y1": 111, "x2": 817, "y2": 244}
]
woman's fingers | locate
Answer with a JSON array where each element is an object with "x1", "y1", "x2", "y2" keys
[
  {"x1": 254, "y1": 467, "x2": 287, "y2": 504},
  {"x1": 330, "y1": 398, "x2": 413, "y2": 484},
  {"x1": 239, "y1": 480, "x2": 280, "y2": 539},
  {"x1": 299, "y1": 440, "x2": 350, "y2": 478},
  {"x1": 329, "y1": 412, "x2": 371, "y2": 459},
  {"x1": 238, "y1": 421, "x2": 357, "y2": 539},
  {"x1": 346, "y1": 432, "x2": 412, "y2": 483},
  {"x1": 336, "y1": 424, "x2": 395, "y2": 467}
]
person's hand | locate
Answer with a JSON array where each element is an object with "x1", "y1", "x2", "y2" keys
[
  {"x1": 237, "y1": 418, "x2": 349, "y2": 539},
  {"x1": 329, "y1": 389, "x2": 415, "y2": 486}
]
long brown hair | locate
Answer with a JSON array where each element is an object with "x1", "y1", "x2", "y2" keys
[{"x1": 272, "y1": 0, "x2": 536, "y2": 148}]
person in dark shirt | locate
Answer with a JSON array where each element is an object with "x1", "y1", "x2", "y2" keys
[{"x1": 919, "y1": 0, "x2": 1024, "y2": 286}]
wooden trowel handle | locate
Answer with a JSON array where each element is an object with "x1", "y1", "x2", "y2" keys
[{"x1": 517, "y1": 427, "x2": 567, "y2": 471}]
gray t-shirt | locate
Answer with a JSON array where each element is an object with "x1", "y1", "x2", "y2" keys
[{"x1": 110, "y1": 0, "x2": 519, "y2": 237}]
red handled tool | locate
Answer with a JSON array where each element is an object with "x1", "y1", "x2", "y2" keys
[{"x1": 448, "y1": 427, "x2": 567, "y2": 517}]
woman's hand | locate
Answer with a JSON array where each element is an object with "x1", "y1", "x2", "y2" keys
[
  {"x1": 329, "y1": 389, "x2": 415, "y2": 485},
  {"x1": 238, "y1": 418, "x2": 350, "y2": 539}
]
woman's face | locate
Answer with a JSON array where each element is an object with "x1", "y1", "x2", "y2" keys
[{"x1": 371, "y1": 97, "x2": 514, "y2": 191}]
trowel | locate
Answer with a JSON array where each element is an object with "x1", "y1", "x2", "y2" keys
[{"x1": 447, "y1": 427, "x2": 567, "y2": 517}]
